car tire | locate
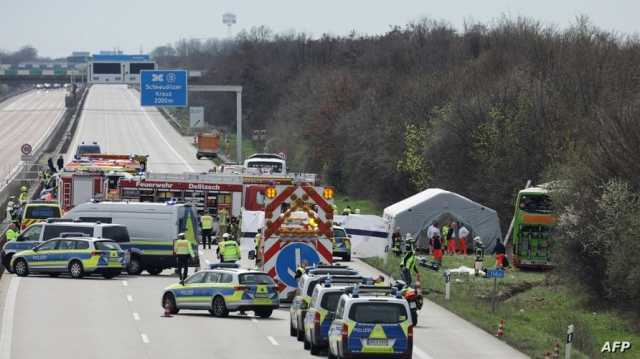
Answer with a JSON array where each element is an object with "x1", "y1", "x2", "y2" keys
[
  {"x1": 69, "y1": 260, "x2": 84, "y2": 279},
  {"x1": 297, "y1": 320, "x2": 305, "y2": 341},
  {"x1": 127, "y1": 257, "x2": 143, "y2": 275},
  {"x1": 255, "y1": 308, "x2": 273, "y2": 318},
  {"x1": 13, "y1": 258, "x2": 29, "y2": 277},
  {"x1": 211, "y1": 296, "x2": 229, "y2": 317},
  {"x1": 49, "y1": 273, "x2": 60, "y2": 277},
  {"x1": 310, "y1": 339, "x2": 320, "y2": 355},
  {"x1": 103, "y1": 273, "x2": 117, "y2": 279},
  {"x1": 411, "y1": 309, "x2": 418, "y2": 326},
  {"x1": 304, "y1": 336, "x2": 310, "y2": 350},
  {"x1": 146, "y1": 267, "x2": 162, "y2": 276},
  {"x1": 3, "y1": 254, "x2": 15, "y2": 273},
  {"x1": 290, "y1": 322, "x2": 297, "y2": 337},
  {"x1": 163, "y1": 293, "x2": 179, "y2": 314}
]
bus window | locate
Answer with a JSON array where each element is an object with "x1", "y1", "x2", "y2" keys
[{"x1": 518, "y1": 195, "x2": 552, "y2": 214}]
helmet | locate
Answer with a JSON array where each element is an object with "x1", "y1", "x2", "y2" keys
[
  {"x1": 222, "y1": 233, "x2": 231, "y2": 239},
  {"x1": 20, "y1": 186, "x2": 27, "y2": 192}
]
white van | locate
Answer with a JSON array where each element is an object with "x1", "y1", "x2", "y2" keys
[{"x1": 63, "y1": 201, "x2": 200, "y2": 275}]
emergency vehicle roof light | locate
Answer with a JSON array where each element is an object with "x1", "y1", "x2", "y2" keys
[
  {"x1": 323, "y1": 187, "x2": 334, "y2": 200},
  {"x1": 265, "y1": 186, "x2": 277, "y2": 199}
]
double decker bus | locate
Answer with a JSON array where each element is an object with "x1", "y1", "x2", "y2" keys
[{"x1": 512, "y1": 186, "x2": 555, "y2": 269}]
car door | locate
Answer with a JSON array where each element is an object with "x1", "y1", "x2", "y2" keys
[
  {"x1": 8, "y1": 224, "x2": 43, "y2": 253},
  {"x1": 54, "y1": 239, "x2": 80, "y2": 272},
  {"x1": 329, "y1": 298, "x2": 346, "y2": 355},
  {"x1": 174, "y1": 272, "x2": 207, "y2": 309},
  {"x1": 29, "y1": 239, "x2": 61, "y2": 272}
]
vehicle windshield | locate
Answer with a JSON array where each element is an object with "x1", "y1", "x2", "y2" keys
[
  {"x1": 25, "y1": 206, "x2": 61, "y2": 219},
  {"x1": 348, "y1": 302, "x2": 407, "y2": 323},
  {"x1": 239, "y1": 273, "x2": 274, "y2": 285},
  {"x1": 77, "y1": 145, "x2": 100, "y2": 155},
  {"x1": 94, "y1": 241, "x2": 121, "y2": 250},
  {"x1": 519, "y1": 194, "x2": 552, "y2": 214},
  {"x1": 101, "y1": 226, "x2": 130, "y2": 243},
  {"x1": 320, "y1": 292, "x2": 343, "y2": 311},
  {"x1": 246, "y1": 161, "x2": 283, "y2": 173}
]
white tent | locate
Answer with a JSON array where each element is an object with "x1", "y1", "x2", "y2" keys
[{"x1": 383, "y1": 188, "x2": 502, "y2": 252}]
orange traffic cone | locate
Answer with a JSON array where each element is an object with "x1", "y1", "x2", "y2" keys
[
  {"x1": 552, "y1": 342, "x2": 560, "y2": 358},
  {"x1": 162, "y1": 301, "x2": 173, "y2": 318},
  {"x1": 495, "y1": 319, "x2": 505, "y2": 337}
]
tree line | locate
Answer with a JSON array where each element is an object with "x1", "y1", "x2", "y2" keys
[{"x1": 152, "y1": 16, "x2": 640, "y2": 312}]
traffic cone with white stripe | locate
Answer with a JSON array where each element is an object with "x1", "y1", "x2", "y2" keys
[
  {"x1": 552, "y1": 342, "x2": 560, "y2": 358},
  {"x1": 495, "y1": 319, "x2": 505, "y2": 337}
]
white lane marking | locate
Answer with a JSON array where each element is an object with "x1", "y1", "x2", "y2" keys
[
  {"x1": 133, "y1": 312, "x2": 140, "y2": 321},
  {"x1": 122, "y1": 280, "x2": 128, "y2": 287},
  {"x1": 413, "y1": 346, "x2": 434, "y2": 359},
  {"x1": 0, "y1": 277, "x2": 20, "y2": 359},
  {"x1": 141, "y1": 334, "x2": 150, "y2": 344},
  {"x1": 266, "y1": 336, "x2": 279, "y2": 346},
  {"x1": 251, "y1": 318, "x2": 259, "y2": 323},
  {"x1": 126, "y1": 88, "x2": 194, "y2": 172},
  {"x1": 126, "y1": 294, "x2": 133, "y2": 302}
]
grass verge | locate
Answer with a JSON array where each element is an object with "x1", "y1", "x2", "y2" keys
[
  {"x1": 362, "y1": 254, "x2": 640, "y2": 359},
  {"x1": 334, "y1": 193, "x2": 381, "y2": 215}
]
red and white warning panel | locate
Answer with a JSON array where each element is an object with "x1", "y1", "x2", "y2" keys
[{"x1": 259, "y1": 184, "x2": 335, "y2": 300}]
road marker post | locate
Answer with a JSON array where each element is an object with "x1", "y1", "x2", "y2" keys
[
  {"x1": 496, "y1": 319, "x2": 505, "y2": 337},
  {"x1": 565, "y1": 324, "x2": 574, "y2": 359},
  {"x1": 444, "y1": 270, "x2": 451, "y2": 300}
]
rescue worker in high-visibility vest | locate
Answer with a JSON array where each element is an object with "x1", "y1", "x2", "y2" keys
[
  {"x1": 218, "y1": 208, "x2": 229, "y2": 242},
  {"x1": 5, "y1": 223, "x2": 19, "y2": 241},
  {"x1": 18, "y1": 186, "x2": 28, "y2": 204},
  {"x1": 217, "y1": 233, "x2": 241, "y2": 262},
  {"x1": 173, "y1": 233, "x2": 195, "y2": 283},
  {"x1": 400, "y1": 244, "x2": 418, "y2": 287},
  {"x1": 200, "y1": 212, "x2": 214, "y2": 250}
]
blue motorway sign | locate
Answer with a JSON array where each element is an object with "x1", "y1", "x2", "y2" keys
[
  {"x1": 486, "y1": 268, "x2": 505, "y2": 278},
  {"x1": 140, "y1": 69, "x2": 188, "y2": 107},
  {"x1": 275, "y1": 242, "x2": 320, "y2": 287}
]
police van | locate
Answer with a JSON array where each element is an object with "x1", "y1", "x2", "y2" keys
[
  {"x1": 328, "y1": 286, "x2": 414, "y2": 359},
  {"x1": 304, "y1": 280, "x2": 354, "y2": 355},
  {"x1": 62, "y1": 201, "x2": 200, "y2": 275},
  {"x1": 1, "y1": 221, "x2": 129, "y2": 273}
]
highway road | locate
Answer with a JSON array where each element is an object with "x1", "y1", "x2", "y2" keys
[
  {"x1": 0, "y1": 84, "x2": 528, "y2": 359},
  {"x1": 65, "y1": 84, "x2": 211, "y2": 173},
  {"x1": 0, "y1": 89, "x2": 66, "y2": 187}
]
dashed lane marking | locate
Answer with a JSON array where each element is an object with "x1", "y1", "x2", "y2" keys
[
  {"x1": 122, "y1": 280, "x2": 128, "y2": 287},
  {"x1": 251, "y1": 318, "x2": 259, "y2": 323},
  {"x1": 267, "y1": 336, "x2": 279, "y2": 346},
  {"x1": 133, "y1": 313, "x2": 140, "y2": 321},
  {"x1": 127, "y1": 294, "x2": 133, "y2": 302},
  {"x1": 141, "y1": 334, "x2": 150, "y2": 344}
]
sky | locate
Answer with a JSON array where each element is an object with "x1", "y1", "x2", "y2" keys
[{"x1": 1, "y1": 0, "x2": 639, "y2": 58}]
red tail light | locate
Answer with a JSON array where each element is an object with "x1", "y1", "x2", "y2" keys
[
  {"x1": 341, "y1": 322, "x2": 348, "y2": 342},
  {"x1": 314, "y1": 312, "x2": 321, "y2": 325},
  {"x1": 91, "y1": 251, "x2": 102, "y2": 256},
  {"x1": 408, "y1": 324, "x2": 413, "y2": 350},
  {"x1": 408, "y1": 325, "x2": 413, "y2": 338},
  {"x1": 234, "y1": 285, "x2": 248, "y2": 291}
]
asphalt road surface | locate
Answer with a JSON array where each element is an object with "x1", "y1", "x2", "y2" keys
[
  {"x1": 65, "y1": 84, "x2": 211, "y2": 173},
  {"x1": 0, "y1": 89, "x2": 66, "y2": 187},
  {"x1": 0, "y1": 84, "x2": 529, "y2": 359}
]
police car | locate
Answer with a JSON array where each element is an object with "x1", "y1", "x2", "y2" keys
[
  {"x1": 333, "y1": 226, "x2": 352, "y2": 261},
  {"x1": 161, "y1": 268, "x2": 279, "y2": 318},
  {"x1": 290, "y1": 267, "x2": 361, "y2": 341},
  {"x1": 327, "y1": 285, "x2": 414, "y2": 359},
  {"x1": 1, "y1": 221, "x2": 129, "y2": 273},
  {"x1": 303, "y1": 280, "x2": 353, "y2": 355},
  {"x1": 10, "y1": 237, "x2": 125, "y2": 279}
]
